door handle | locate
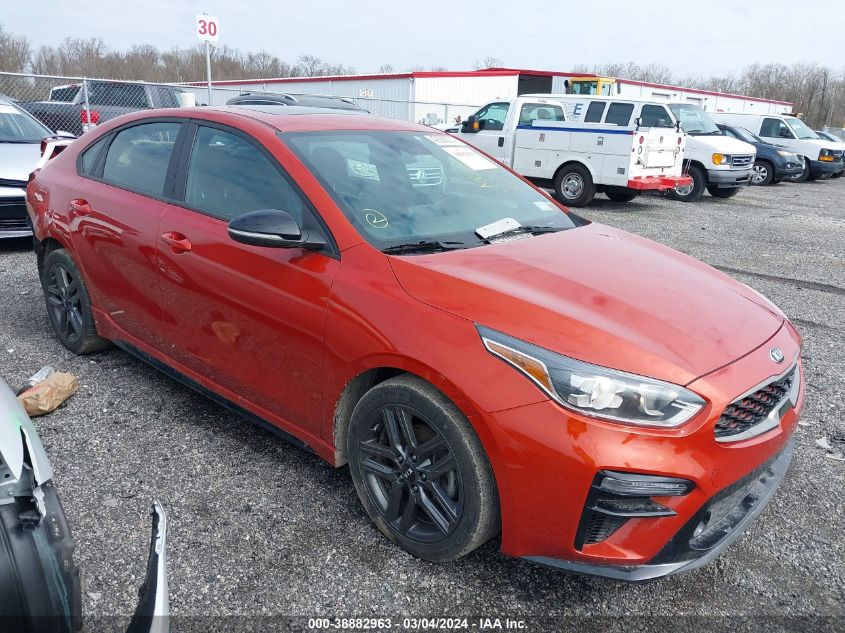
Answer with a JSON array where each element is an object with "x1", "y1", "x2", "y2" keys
[
  {"x1": 497, "y1": 137, "x2": 505, "y2": 147},
  {"x1": 160, "y1": 231, "x2": 192, "y2": 253},
  {"x1": 70, "y1": 198, "x2": 92, "y2": 215}
]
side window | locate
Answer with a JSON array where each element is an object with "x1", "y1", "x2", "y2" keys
[
  {"x1": 760, "y1": 118, "x2": 792, "y2": 139},
  {"x1": 90, "y1": 83, "x2": 149, "y2": 108},
  {"x1": 102, "y1": 122, "x2": 181, "y2": 196},
  {"x1": 584, "y1": 101, "x2": 606, "y2": 123},
  {"x1": 474, "y1": 102, "x2": 509, "y2": 131},
  {"x1": 184, "y1": 126, "x2": 306, "y2": 223},
  {"x1": 639, "y1": 105, "x2": 673, "y2": 128},
  {"x1": 80, "y1": 136, "x2": 109, "y2": 175},
  {"x1": 151, "y1": 87, "x2": 180, "y2": 109},
  {"x1": 605, "y1": 102, "x2": 635, "y2": 126},
  {"x1": 518, "y1": 103, "x2": 565, "y2": 126}
]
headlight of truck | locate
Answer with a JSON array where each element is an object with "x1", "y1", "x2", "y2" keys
[
  {"x1": 819, "y1": 148, "x2": 835, "y2": 161},
  {"x1": 712, "y1": 153, "x2": 732, "y2": 165},
  {"x1": 477, "y1": 325, "x2": 706, "y2": 428}
]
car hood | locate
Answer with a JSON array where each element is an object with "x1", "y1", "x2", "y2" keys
[
  {"x1": 389, "y1": 224, "x2": 783, "y2": 386},
  {"x1": 0, "y1": 142, "x2": 42, "y2": 183},
  {"x1": 688, "y1": 135, "x2": 757, "y2": 155}
]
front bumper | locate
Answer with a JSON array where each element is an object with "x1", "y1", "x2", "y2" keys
[
  {"x1": 706, "y1": 167, "x2": 753, "y2": 187},
  {"x1": 480, "y1": 324, "x2": 803, "y2": 580},
  {"x1": 0, "y1": 189, "x2": 31, "y2": 239},
  {"x1": 809, "y1": 158, "x2": 844, "y2": 177},
  {"x1": 773, "y1": 159, "x2": 804, "y2": 179}
]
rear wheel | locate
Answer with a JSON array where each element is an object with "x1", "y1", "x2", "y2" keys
[
  {"x1": 706, "y1": 185, "x2": 742, "y2": 198},
  {"x1": 347, "y1": 375, "x2": 499, "y2": 562},
  {"x1": 553, "y1": 164, "x2": 596, "y2": 207},
  {"x1": 666, "y1": 164, "x2": 706, "y2": 202},
  {"x1": 751, "y1": 159, "x2": 774, "y2": 186},
  {"x1": 41, "y1": 249, "x2": 110, "y2": 355},
  {"x1": 605, "y1": 188, "x2": 638, "y2": 203}
]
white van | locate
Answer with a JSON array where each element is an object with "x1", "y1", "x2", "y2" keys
[
  {"x1": 456, "y1": 95, "x2": 689, "y2": 206},
  {"x1": 663, "y1": 103, "x2": 757, "y2": 201},
  {"x1": 711, "y1": 112, "x2": 845, "y2": 181}
]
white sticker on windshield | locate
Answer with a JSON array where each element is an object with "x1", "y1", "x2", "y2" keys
[
  {"x1": 442, "y1": 145, "x2": 496, "y2": 170},
  {"x1": 425, "y1": 134, "x2": 463, "y2": 147},
  {"x1": 533, "y1": 200, "x2": 554, "y2": 211},
  {"x1": 0, "y1": 105, "x2": 19, "y2": 114}
]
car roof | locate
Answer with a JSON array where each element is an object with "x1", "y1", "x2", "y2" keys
[{"x1": 191, "y1": 105, "x2": 431, "y2": 133}]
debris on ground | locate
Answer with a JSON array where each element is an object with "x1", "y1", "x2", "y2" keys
[
  {"x1": 17, "y1": 371, "x2": 78, "y2": 416},
  {"x1": 816, "y1": 436, "x2": 845, "y2": 462}
]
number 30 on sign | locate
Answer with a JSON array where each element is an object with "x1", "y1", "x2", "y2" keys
[{"x1": 196, "y1": 14, "x2": 220, "y2": 42}]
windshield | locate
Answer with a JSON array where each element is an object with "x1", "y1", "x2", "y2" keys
[
  {"x1": 732, "y1": 126, "x2": 763, "y2": 144},
  {"x1": 785, "y1": 117, "x2": 819, "y2": 140},
  {"x1": 283, "y1": 130, "x2": 577, "y2": 251},
  {"x1": 0, "y1": 104, "x2": 51, "y2": 142},
  {"x1": 668, "y1": 104, "x2": 720, "y2": 135}
]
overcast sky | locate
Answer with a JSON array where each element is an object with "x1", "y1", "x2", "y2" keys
[{"x1": 4, "y1": 0, "x2": 844, "y2": 77}]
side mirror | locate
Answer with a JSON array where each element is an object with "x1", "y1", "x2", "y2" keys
[
  {"x1": 228, "y1": 209, "x2": 325, "y2": 250},
  {"x1": 465, "y1": 115, "x2": 480, "y2": 133},
  {"x1": 634, "y1": 117, "x2": 642, "y2": 130}
]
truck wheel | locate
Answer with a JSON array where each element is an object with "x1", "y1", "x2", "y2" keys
[
  {"x1": 553, "y1": 164, "x2": 596, "y2": 207},
  {"x1": 832, "y1": 170, "x2": 843, "y2": 179},
  {"x1": 751, "y1": 160, "x2": 774, "y2": 186},
  {"x1": 0, "y1": 483, "x2": 82, "y2": 633},
  {"x1": 706, "y1": 185, "x2": 741, "y2": 198},
  {"x1": 347, "y1": 375, "x2": 500, "y2": 562},
  {"x1": 788, "y1": 160, "x2": 811, "y2": 183},
  {"x1": 666, "y1": 165, "x2": 705, "y2": 202},
  {"x1": 605, "y1": 188, "x2": 638, "y2": 203},
  {"x1": 41, "y1": 249, "x2": 111, "y2": 355}
]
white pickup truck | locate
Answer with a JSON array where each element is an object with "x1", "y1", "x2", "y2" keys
[{"x1": 456, "y1": 95, "x2": 691, "y2": 206}]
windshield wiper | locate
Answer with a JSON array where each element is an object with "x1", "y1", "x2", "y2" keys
[
  {"x1": 381, "y1": 240, "x2": 467, "y2": 255},
  {"x1": 483, "y1": 225, "x2": 565, "y2": 241}
]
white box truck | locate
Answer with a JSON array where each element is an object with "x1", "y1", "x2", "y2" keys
[
  {"x1": 456, "y1": 95, "x2": 691, "y2": 206},
  {"x1": 710, "y1": 112, "x2": 845, "y2": 182}
]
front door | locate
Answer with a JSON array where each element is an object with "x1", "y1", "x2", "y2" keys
[
  {"x1": 461, "y1": 101, "x2": 510, "y2": 163},
  {"x1": 155, "y1": 123, "x2": 340, "y2": 434}
]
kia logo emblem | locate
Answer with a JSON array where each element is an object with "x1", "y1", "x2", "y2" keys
[{"x1": 769, "y1": 347, "x2": 785, "y2": 364}]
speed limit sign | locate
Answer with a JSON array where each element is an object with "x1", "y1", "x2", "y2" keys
[{"x1": 196, "y1": 14, "x2": 220, "y2": 42}]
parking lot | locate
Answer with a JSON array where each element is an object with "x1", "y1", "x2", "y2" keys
[{"x1": 1, "y1": 178, "x2": 843, "y2": 629}]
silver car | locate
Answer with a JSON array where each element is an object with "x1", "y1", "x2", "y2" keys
[{"x1": 0, "y1": 96, "x2": 56, "y2": 239}]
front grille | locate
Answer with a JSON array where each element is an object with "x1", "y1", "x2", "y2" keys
[
  {"x1": 0, "y1": 198, "x2": 28, "y2": 231},
  {"x1": 714, "y1": 367, "x2": 796, "y2": 440},
  {"x1": 731, "y1": 155, "x2": 753, "y2": 168},
  {"x1": 407, "y1": 166, "x2": 443, "y2": 186}
]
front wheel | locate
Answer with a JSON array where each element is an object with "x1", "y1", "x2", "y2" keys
[
  {"x1": 832, "y1": 170, "x2": 843, "y2": 179},
  {"x1": 706, "y1": 185, "x2": 742, "y2": 198},
  {"x1": 788, "y1": 159, "x2": 811, "y2": 183},
  {"x1": 553, "y1": 164, "x2": 596, "y2": 207},
  {"x1": 666, "y1": 164, "x2": 706, "y2": 202},
  {"x1": 347, "y1": 375, "x2": 500, "y2": 562},
  {"x1": 751, "y1": 160, "x2": 774, "y2": 186}
]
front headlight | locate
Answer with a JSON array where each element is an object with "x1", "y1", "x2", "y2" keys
[
  {"x1": 478, "y1": 325, "x2": 706, "y2": 428},
  {"x1": 776, "y1": 150, "x2": 792, "y2": 157},
  {"x1": 712, "y1": 153, "x2": 731, "y2": 165}
]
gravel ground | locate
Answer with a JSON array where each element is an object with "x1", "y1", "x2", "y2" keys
[{"x1": 1, "y1": 178, "x2": 843, "y2": 632}]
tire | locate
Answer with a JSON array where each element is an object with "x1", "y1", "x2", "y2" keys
[
  {"x1": 41, "y1": 248, "x2": 110, "y2": 355},
  {"x1": 750, "y1": 159, "x2": 774, "y2": 186},
  {"x1": 0, "y1": 483, "x2": 82, "y2": 633},
  {"x1": 788, "y1": 159, "x2": 811, "y2": 183},
  {"x1": 553, "y1": 164, "x2": 596, "y2": 207},
  {"x1": 605, "y1": 188, "x2": 638, "y2": 203},
  {"x1": 347, "y1": 375, "x2": 500, "y2": 562},
  {"x1": 666, "y1": 164, "x2": 706, "y2": 202},
  {"x1": 832, "y1": 171, "x2": 843, "y2": 179},
  {"x1": 706, "y1": 185, "x2": 742, "y2": 198}
]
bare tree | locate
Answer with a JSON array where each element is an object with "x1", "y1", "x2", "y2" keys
[
  {"x1": 473, "y1": 56, "x2": 503, "y2": 70},
  {"x1": 0, "y1": 24, "x2": 29, "y2": 73}
]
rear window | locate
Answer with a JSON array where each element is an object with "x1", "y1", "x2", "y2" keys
[
  {"x1": 90, "y1": 82, "x2": 148, "y2": 108},
  {"x1": 80, "y1": 137, "x2": 109, "y2": 175},
  {"x1": 151, "y1": 87, "x2": 180, "y2": 109},
  {"x1": 102, "y1": 122, "x2": 181, "y2": 196},
  {"x1": 605, "y1": 103, "x2": 634, "y2": 126},
  {"x1": 639, "y1": 104, "x2": 673, "y2": 128},
  {"x1": 49, "y1": 86, "x2": 80, "y2": 102}
]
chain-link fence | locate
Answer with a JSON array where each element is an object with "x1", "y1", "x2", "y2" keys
[{"x1": 0, "y1": 71, "x2": 479, "y2": 136}]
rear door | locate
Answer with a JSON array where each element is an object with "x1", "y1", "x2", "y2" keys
[
  {"x1": 155, "y1": 122, "x2": 340, "y2": 434},
  {"x1": 68, "y1": 119, "x2": 184, "y2": 348}
]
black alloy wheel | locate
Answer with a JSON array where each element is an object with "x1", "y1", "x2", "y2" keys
[
  {"x1": 45, "y1": 261, "x2": 84, "y2": 346},
  {"x1": 358, "y1": 404, "x2": 463, "y2": 543}
]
